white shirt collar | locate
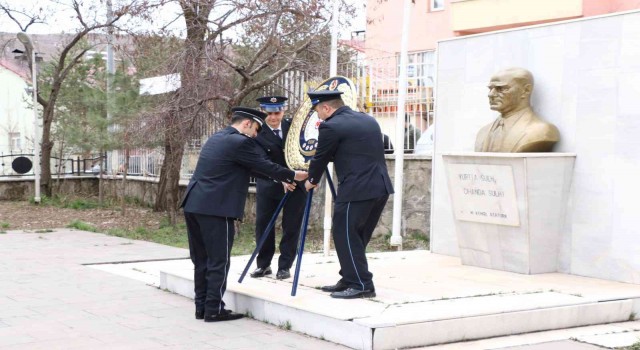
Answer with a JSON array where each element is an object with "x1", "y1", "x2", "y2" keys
[{"x1": 267, "y1": 124, "x2": 282, "y2": 132}]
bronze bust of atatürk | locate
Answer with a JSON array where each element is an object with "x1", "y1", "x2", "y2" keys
[{"x1": 475, "y1": 67, "x2": 560, "y2": 153}]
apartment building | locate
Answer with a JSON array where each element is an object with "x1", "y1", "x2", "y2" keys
[{"x1": 362, "y1": 0, "x2": 640, "y2": 149}]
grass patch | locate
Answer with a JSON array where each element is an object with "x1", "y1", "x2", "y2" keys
[
  {"x1": 367, "y1": 230, "x2": 429, "y2": 252},
  {"x1": 0, "y1": 221, "x2": 9, "y2": 229},
  {"x1": 93, "y1": 219, "x2": 423, "y2": 256},
  {"x1": 232, "y1": 222, "x2": 327, "y2": 256},
  {"x1": 232, "y1": 224, "x2": 258, "y2": 256},
  {"x1": 107, "y1": 224, "x2": 189, "y2": 248},
  {"x1": 67, "y1": 220, "x2": 98, "y2": 232},
  {"x1": 627, "y1": 340, "x2": 640, "y2": 350},
  {"x1": 29, "y1": 194, "x2": 153, "y2": 211},
  {"x1": 31, "y1": 195, "x2": 103, "y2": 210},
  {"x1": 26, "y1": 195, "x2": 429, "y2": 255},
  {"x1": 0, "y1": 231, "x2": 6, "y2": 234},
  {"x1": 278, "y1": 320, "x2": 292, "y2": 330},
  {"x1": 122, "y1": 195, "x2": 152, "y2": 208}
]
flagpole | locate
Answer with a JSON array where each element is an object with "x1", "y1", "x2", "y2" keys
[
  {"x1": 323, "y1": 0, "x2": 339, "y2": 256},
  {"x1": 390, "y1": 0, "x2": 413, "y2": 249}
]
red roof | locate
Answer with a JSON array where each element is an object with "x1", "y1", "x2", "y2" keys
[{"x1": 0, "y1": 59, "x2": 30, "y2": 81}]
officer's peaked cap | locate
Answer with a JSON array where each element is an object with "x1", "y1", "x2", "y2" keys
[
  {"x1": 231, "y1": 107, "x2": 266, "y2": 127},
  {"x1": 256, "y1": 96, "x2": 288, "y2": 112},
  {"x1": 307, "y1": 89, "x2": 344, "y2": 107}
]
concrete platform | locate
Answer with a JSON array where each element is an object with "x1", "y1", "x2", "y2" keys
[{"x1": 103, "y1": 250, "x2": 640, "y2": 350}]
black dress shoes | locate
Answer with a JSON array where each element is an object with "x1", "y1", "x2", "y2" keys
[
  {"x1": 320, "y1": 280, "x2": 348, "y2": 292},
  {"x1": 330, "y1": 288, "x2": 376, "y2": 299},
  {"x1": 276, "y1": 269, "x2": 291, "y2": 280},
  {"x1": 204, "y1": 309, "x2": 244, "y2": 322},
  {"x1": 195, "y1": 309, "x2": 205, "y2": 320},
  {"x1": 250, "y1": 266, "x2": 272, "y2": 278}
]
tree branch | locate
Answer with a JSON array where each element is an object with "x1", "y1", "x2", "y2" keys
[{"x1": 0, "y1": 4, "x2": 44, "y2": 32}]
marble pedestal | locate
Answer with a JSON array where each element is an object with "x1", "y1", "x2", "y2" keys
[{"x1": 442, "y1": 153, "x2": 576, "y2": 274}]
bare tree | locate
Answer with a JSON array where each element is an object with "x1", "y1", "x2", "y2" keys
[
  {"x1": 1, "y1": 0, "x2": 152, "y2": 196},
  {"x1": 147, "y1": 0, "x2": 347, "y2": 224}
]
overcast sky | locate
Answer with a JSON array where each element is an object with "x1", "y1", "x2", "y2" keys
[{"x1": 0, "y1": 0, "x2": 367, "y2": 38}]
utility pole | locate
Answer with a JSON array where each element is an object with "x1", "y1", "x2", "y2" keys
[
  {"x1": 323, "y1": 0, "x2": 340, "y2": 256},
  {"x1": 17, "y1": 32, "x2": 40, "y2": 204},
  {"x1": 390, "y1": 0, "x2": 414, "y2": 249},
  {"x1": 103, "y1": 0, "x2": 114, "y2": 203}
]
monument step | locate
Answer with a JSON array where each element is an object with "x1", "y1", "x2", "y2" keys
[{"x1": 158, "y1": 254, "x2": 637, "y2": 350}]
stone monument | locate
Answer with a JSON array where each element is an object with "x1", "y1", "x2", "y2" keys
[
  {"x1": 431, "y1": 10, "x2": 640, "y2": 285},
  {"x1": 443, "y1": 67, "x2": 575, "y2": 274}
]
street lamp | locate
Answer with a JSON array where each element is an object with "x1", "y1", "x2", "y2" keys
[{"x1": 17, "y1": 32, "x2": 41, "y2": 204}]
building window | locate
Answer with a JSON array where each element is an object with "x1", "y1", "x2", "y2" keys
[
  {"x1": 431, "y1": 0, "x2": 444, "y2": 11},
  {"x1": 397, "y1": 50, "x2": 436, "y2": 88},
  {"x1": 9, "y1": 132, "x2": 21, "y2": 151}
]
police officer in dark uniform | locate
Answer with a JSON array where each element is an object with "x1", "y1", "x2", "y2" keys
[
  {"x1": 181, "y1": 107, "x2": 308, "y2": 322},
  {"x1": 304, "y1": 90, "x2": 393, "y2": 299},
  {"x1": 250, "y1": 96, "x2": 306, "y2": 280}
]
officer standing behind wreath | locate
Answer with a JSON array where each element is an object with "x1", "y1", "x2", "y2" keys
[
  {"x1": 304, "y1": 90, "x2": 394, "y2": 299},
  {"x1": 181, "y1": 107, "x2": 308, "y2": 322},
  {"x1": 250, "y1": 96, "x2": 306, "y2": 280}
]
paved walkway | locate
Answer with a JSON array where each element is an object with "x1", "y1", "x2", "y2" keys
[
  {"x1": 2, "y1": 229, "x2": 638, "y2": 350},
  {"x1": 0, "y1": 229, "x2": 347, "y2": 349}
]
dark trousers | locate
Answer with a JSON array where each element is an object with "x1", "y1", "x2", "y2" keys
[
  {"x1": 332, "y1": 194, "x2": 389, "y2": 291},
  {"x1": 255, "y1": 188, "x2": 306, "y2": 270},
  {"x1": 184, "y1": 212, "x2": 235, "y2": 316}
]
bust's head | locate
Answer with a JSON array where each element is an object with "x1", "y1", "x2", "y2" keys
[{"x1": 487, "y1": 67, "x2": 533, "y2": 116}]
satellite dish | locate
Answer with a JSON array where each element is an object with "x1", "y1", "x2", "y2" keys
[{"x1": 12, "y1": 156, "x2": 33, "y2": 174}]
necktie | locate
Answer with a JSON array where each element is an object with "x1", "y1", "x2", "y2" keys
[
  {"x1": 487, "y1": 119, "x2": 504, "y2": 152},
  {"x1": 273, "y1": 129, "x2": 281, "y2": 139}
]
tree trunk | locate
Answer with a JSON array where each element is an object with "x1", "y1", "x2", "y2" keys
[
  {"x1": 55, "y1": 138, "x2": 65, "y2": 193},
  {"x1": 153, "y1": 1, "x2": 211, "y2": 223},
  {"x1": 40, "y1": 89, "x2": 59, "y2": 197},
  {"x1": 155, "y1": 134, "x2": 185, "y2": 225},
  {"x1": 121, "y1": 147, "x2": 130, "y2": 216},
  {"x1": 98, "y1": 150, "x2": 104, "y2": 205}
]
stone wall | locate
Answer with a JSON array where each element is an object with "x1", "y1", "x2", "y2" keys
[
  {"x1": 0, "y1": 176, "x2": 98, "y2": 200},
  {"x1": 0, "y1": 156, "x2": 432, "y2": 237}
]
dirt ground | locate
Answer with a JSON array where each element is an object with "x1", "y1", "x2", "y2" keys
[
  {"x1": 0, "y1": 199, "x2": 428, "y2": 251},
  {"x1": 0, "y1": 200, "x2": 166, "y2": 232}
]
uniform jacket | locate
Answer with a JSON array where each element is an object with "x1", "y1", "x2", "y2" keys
[
  {"x1": 254, "y1": 119, "x2": 294, "y2": 199},
  {"x1": 308, "y1": 106, "x2": 394, "y2": 202},
  {"x1": 181, "y1": 126, "x2": 295, "y2": 219}
]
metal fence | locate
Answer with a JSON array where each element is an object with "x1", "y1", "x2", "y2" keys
[
  {"x1": 103, "y1": 54, "x2": 437, "y2": 180},
  {"x1": 0, "y1": 150, "x2": 104, "y2": 177},
  {"x1": 1, "y1": 53, "x2": 436, "y2": 182},
  {"x1": 337, "y1": 51, "x2": 436, "y2": 153},
  {"x1": 105, "y1": 148, "x2": 163, "y2": 177}
]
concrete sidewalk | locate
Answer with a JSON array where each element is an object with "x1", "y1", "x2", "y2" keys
[
  {"x1": 0, "y1": 229, "x2": 347, "y2": 349},
  {"x1": 152, "y1": 250, "x2": 640, "y2": 349},
  {"x1": 2, "y1": 229, "x2": 639, "y2": 350}
]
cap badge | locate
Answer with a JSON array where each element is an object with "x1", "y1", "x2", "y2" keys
[{"x1": 270, "y1": 97, "x2": 277, "y2": 103}]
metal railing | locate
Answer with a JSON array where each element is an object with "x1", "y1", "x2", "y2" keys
[
  {"x1": 1, "y1": 53, "x2": 436, "y2": 183},
  {"x1": 337, "y1": 52, "x2": 435, "y2": 153},
  {"x1": 0, "y1": 150, "x2": 105, "y2": 177}
]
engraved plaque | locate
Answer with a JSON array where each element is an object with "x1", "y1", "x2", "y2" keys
[{"x1": 445, "y1": 164, "x2": 520, "y2": 226}]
